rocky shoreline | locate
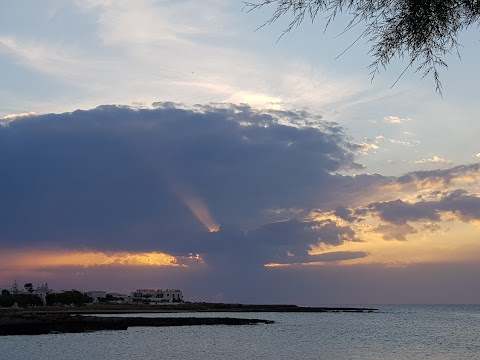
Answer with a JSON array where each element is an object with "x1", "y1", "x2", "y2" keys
[
  {"x1": 0, "y1": 304, "x2": 378, "y2": 336},
  {"x1": 0, "y1": 313, "x2": 274, "y2": 336}
]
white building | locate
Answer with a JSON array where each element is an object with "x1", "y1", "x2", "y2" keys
[
  {"x1": 86, "y1": 290, "x2": 107, "y2": 302},
  {"x1": 131, "y1": 289, "x2": 183, "y2": 304},
  {"x1": 107, "y1": 293, "x2": 130, "y2": 303},
  {"x1": 32, "y1": 283, "x2": 51, "y2": 306},
  {"x1": 19, "y1": 283, "x2": 51, "y2": 306}
]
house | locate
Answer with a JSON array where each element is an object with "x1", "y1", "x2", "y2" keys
[
  {"x1": 131, "y1": 288, "x2": 183, "y2": 304},
  {"x1": 106, "y1": 292, "x2": 130, "y2": 303},
  {"x1": 86, "y1": 290, "x2": 107, "y2": 302},
  {"x1": 17, "y1": 283, "x2": 52, "y2": 306},
  {"x1": 32, "y1": 283, "x2": 51, "y2": 306}
]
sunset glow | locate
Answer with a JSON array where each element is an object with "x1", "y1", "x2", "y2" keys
[
  {"x1": 180, "y1": 194, "x2": 220, "y2": 233},
  {"x1": 1, "y1": 0, "x2": 480, "y2": 305},
  {"x1": 0, "y1": 250, "x2": 181, "y2": 270}
]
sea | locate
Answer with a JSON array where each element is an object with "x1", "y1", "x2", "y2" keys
[{"x1": 1, "y1": 305, "x2": 479, "y2": 360}]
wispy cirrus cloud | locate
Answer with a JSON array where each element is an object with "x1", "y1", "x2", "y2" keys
[{"x1": 0, "y1": 0, "x2": 389, "y2": 118}]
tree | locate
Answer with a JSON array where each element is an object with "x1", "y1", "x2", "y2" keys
[
  {"x1": 46, "y1": 290, "x2": 93, "y2": 306},
  {"x1": 10, "y1": 280, "x2": 19, "y2": 295},
  {"x1": 24, "y1": 283, "x2": 33, "y2": 293},
  {"x1": 0, "y1": 291, "x2": 15, "y2": 307},
  {"x1": 13, "y1": 294, "x2": 43, "y2": 308},
  {"x1": 244, "y1": 0, "x2": 480, "y2": 94}
]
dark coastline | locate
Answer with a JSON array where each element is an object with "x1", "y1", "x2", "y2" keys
[
  {"x1": 0, "y1": 313, "x2": 273, "y2": 336},
  {"x1": 0, "y1": 304, "x2": 377, "y2": 336},
  {"x1": 2, "y1": 303, "x2": 378, "y2": 314}
]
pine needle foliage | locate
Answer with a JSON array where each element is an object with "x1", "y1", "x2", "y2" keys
[{"x1": 244, "y1": 0, "x2": 480, "y2": 95}]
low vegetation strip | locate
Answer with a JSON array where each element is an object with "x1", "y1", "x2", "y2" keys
[{"x1": 1, "y1": 303, "x2": 378, "y2": 314}]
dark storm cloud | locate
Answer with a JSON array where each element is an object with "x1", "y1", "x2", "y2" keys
[
  {"x1": 247, "y1": 218, "x2": 361, "y2": 264},
  {"x1": 0, "y1": 103, "x2": 365, "y2": 262},
  {"x1": 187, "y1": 218, "x2": 361, "y2": 268},
  {"x1": 4, "y1": 104, "x2": 480, "y2": 304},
  {"x1": 252, "y1": 218, "x2": 359, "y2": 248}
]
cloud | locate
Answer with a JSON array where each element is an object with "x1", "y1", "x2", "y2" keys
[
  {"x1": 364, "y1": 134, "x2": 419, "y2": 152},
  {"x1": 422, "y1": 222, "x2": 443, "y2": 233},
  {"x1": 1, "y1": 112, "x2": 38, "y2": 122},
  {"x1": 357, "y1": 141, "x2": 379, "y2": 155},
  {"x1": 367, "y1": 190, "x2": 480, "y2": 230},
  {"x1": 355, "y1": 164, "x2": 480, "y2": 240},
  {"x1": 384, "y1": 115, "x2": 410, "y2": 124},
  {"x1": 1, "y1": 112, "x2": 38, "y2": 123},
  {"x1": 372, "y1": 223, "x2": 417, "y2": 241},
  {"x1": 0, "y1": 250, "x2": 188, "y2": 271},
  {"x1": 415, "y1": 155, "x2": 451, "y2": 164},
  {"x1": 0, "y1": 1, "x2": 389, "y2": 118},
  {"x1": 333, "y1": 206, "x2": 356, "y2": 222},
  {"x1": 265, "y1": 251, "x2": 369, "y2": 266},
  {"x1": 1, "y1": 103, "x2": 477, "y2": 301},
  {"x1": 0, "y1": 36, "x2": 102, "y2": 82},
  {"x1": 200, "y1": 218, "x2": 362, "y2": 269},
  {"x1": 388, "y1": 139, "x2": 417, "y2": 147},
  {"x1": 0, "y1": 103, "x2": 367, "y2": 268},
  {"x1": 369, "y1": 199, "x2": 440, "y2": 225},
  {"x1": 308, "y1": 251, "x2": 369, "y2": 262},
  {"x1": 384, "y1": 163, "x2": 480, "y2": 192},
  {"x1": 439, "y1": 190, "x2": 480, "y2": 222},
  {"x1": 76, "y1": 0, "x2": 234, "y2": 46}
]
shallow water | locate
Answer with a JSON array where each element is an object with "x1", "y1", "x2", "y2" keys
[{"x1": 1, "y1": 305, "x2": 479, "y2": 359}]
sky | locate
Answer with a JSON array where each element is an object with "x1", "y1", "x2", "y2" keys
[{"x1": 1, "y1": 0, "x2": 479, "y2": 304}]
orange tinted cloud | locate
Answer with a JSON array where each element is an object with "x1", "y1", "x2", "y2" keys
[
  {"x1": 0, "y1": 249, "x2": 185, "y2": 270},
  {"x1": 0, "y1": 249, "x2": 207, "y2": 284}
]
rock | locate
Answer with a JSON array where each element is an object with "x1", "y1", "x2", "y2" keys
[{"x1": 0, "y1": 313, "x2": 274, "y2": 336}]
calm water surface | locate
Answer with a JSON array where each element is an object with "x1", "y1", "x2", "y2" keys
[{"x1": 1, "y1": 305, "x2": 479, "y2": 359}]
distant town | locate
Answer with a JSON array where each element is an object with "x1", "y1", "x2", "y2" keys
[{"x1": 0, "y1": 281, "x2": 183, "y2": 308}]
